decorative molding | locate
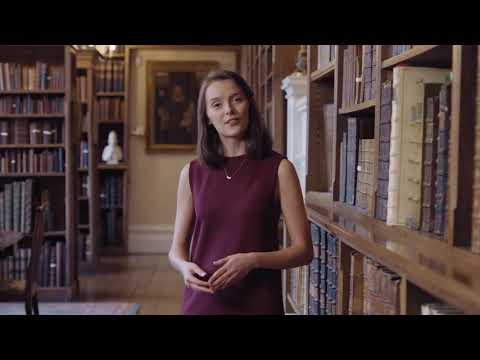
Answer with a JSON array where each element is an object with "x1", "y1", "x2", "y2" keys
[
  {"x1": 128, "y1": 225, "x2": 174, "y2": 254},
  {"x1": 282, "y1": 73, "x2": 308, "y2": 198}
]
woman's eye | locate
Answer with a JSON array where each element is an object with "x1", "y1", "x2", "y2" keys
[
  {"x1": 234, "y1": 97, "x2": 243, "y2": 103},
  {"x1": 212, "y1": 103, "x2": 221, "y2": 108}
]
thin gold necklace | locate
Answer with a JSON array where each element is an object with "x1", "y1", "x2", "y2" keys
[{"x1": 223, "y1": 156, "x2": 247, "y2": 180}]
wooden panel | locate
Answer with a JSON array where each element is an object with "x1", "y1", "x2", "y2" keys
[
  {"x1": 337, "y1": 241, "x2": 352, "y2": 314},
  {"x1": 306, "y1": 81, "x2": 335, "y2": 193},
  {"x1": 448, "y1": 45, "x2": 476, "y2": 247}
]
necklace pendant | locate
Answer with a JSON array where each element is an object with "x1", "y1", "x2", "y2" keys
[{"x1": 226, "y1": 175, "x2": 232, "y2": 180}]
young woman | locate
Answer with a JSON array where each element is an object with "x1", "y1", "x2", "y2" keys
[{"x1": 168, "y1": 70, "x2": 312, "y2": 315}]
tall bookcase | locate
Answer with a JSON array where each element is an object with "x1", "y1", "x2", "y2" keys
[
  {"x1": 243, "y1": 45, "x2": 300, "y2": 155},
  {"x1": 285, "y1": 45, "x2": 480, "y2": 314},
  {"x1": 0, "y1": 45, "x2": 79, "y2": 301},
  {"x1": 94, "y1": 50, "x2": 129, "y2": 256},
  {"x1": 75, "y1": 49, "x2": 101, "y2": 272}
]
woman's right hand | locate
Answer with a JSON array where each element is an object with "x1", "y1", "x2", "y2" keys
[{"x1": 180, "y1": 262, "x2": 213, "y2": 294}]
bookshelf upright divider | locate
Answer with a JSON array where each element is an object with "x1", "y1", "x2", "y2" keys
[
  {"x1": 75, "y1": 49, "x2": 101, "y2": 272},
  {"x1": 94, "y1": 50, "x2": 129, "y2": 256}
]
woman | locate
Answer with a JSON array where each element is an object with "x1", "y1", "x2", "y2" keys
[{"x1": 168, "y1": 69, "x2": 313, "y2": 315}]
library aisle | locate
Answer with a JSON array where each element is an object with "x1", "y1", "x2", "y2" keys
[{"x1": 77, "y1": 255, "x2": 184, "y2": 315}]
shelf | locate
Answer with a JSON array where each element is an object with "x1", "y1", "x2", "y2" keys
[
  {"x1": 0, "y1": 172, "x2": 65, "y2": 177},
  {"x1": 97, "y1": 120, "x2": 124, "y2": 125},
  {"x1": 382, "y1": 45, "x2": 452, "y2": 69},
  {"x1": 305, "y1": 191, "x2": 333, "y2": 219},
  {"x1": 0, "y1": 113, "x2": 64, "y2": 118},
  {"x1": 98, "y1": 164, "x2": 127, "y2": 171},
  {"x1": 78, "y1": 168, "x2": 88, "y2": 173},
  {"x1": 0, "y1": 144, "x2": 64, "y2": 149},
  {"x1": 339, "y1": 99, "x2": 375, "y2": 115},
  {"x1": 311, "y1": 62, "x2": 335, "y2": 82},
  {"x1": 96, "y1": 92, "x2": 125, "y2": 97},
  {"x1": 0, "y1": 89, "x2": 65, "y2": 95},
  {"x1": 107, "y1": 53, "x2": 125, "y2": 60},
  {"x1": 78, "y1": 224, "x2": 89, "y2": 230},
  {"x1": 79, "y1": 196, "x2": 89, "y2": 201},
  {"x1": 305, "y1": 198, "x2": 480, "y2": 314}
]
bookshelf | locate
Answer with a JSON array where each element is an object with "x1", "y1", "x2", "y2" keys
[
  {"x1": 296, "y1": 45, "x2": 480, "y2": 315},
  {"x1": 0, "y1": 45, "x2": 79, "y2": 301},
  {"x1": 75, "y1": 49, "x2": 101, "y2": 273},
  {"x1": 94, "y1": 50, "x2": 129, "y2": 256},
  {"x1": 243, "y1": 45, "x2": 300, "y2": 154}
]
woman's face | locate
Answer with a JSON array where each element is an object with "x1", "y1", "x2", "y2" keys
[{"x1": 205, "y1": 79, "x2": 249, "y2": 140}]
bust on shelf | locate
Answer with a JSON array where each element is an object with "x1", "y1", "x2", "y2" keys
[{"x1": 102, "y1": 131, "x2": 123, "y2": 165}]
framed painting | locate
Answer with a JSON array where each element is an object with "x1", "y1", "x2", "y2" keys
[{"x1": 146, "y1": 60, "x2": 219, "y2": 151}]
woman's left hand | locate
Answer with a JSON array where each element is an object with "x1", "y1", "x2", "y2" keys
[{"x1": 208, "y1": 253, "x2": 257, "y2": 292}]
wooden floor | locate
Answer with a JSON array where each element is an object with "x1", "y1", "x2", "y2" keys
[{"x1": 77, "y1": 255, "x2": 184, "y2": 315}]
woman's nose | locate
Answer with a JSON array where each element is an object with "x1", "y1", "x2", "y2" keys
[{"x1": 225, "y1": 102, "x2": 234, "y2": 115}]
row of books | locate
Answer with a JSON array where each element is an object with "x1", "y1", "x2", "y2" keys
[
  {"x1": 317, "y1": 45, "x2": 336, "y2": 70},
  {"x1": 341, "y1": 45, "x2": 376, "y2": 109},
  {"x1": 79, "y1": 141, "x2": 89, "y2": 169},
  {"x1": 78, "y1": 232, "x2": 93, "y2": 263},
  {"x1": 100, "y1": 174, "x2": 123, "y2": 209},
  {"x1": 0, "y1": 247, "x2": 31, "y2": 281},
  {"x1": 0, "y1": 148, "x2": 65, "y2": 173},
  {"x1": 95, "y1": 58, "x2": 125, "y2": 93},
  {"x1": 288, "y1": 262, "x2": 307, "y2": 313},
  {"x1": 0, "y1": 62, "x2": 65, "y2": 91},
  {"x1": 95, "y1": 98, "x2": 125, "y2": 122},
  {"x1": 0, "y1": 179, "x2": 33, "y2": 233},
  {"x1": 339, "y1": 116, "x2": 374, "y2": 208},
  {"x1": 307, "y1": 223, "x2": 338, "y2": 315},
  {"x1": 384, "y1": 67, "x2": 452, "y2": 238},
  {"x1": 375, "y1": 80, "x2": 393, "y2": 220},
  {"x1": 0, "y1": 95, "x2": 64, "y2": 115},
  {"x1": 0, "y1": 241, "x2": 70, "y2": 288},
  {"x1": 363, "y1": 257, "x2": 401, "y2": 315},
  {"x1": 0, "y1": 119, "x2": 64, "y2": 145},
  {"x1": 355, "y1": 139, "x2": 375, "y2": 211},
  {"x1": 100, "y1": 210, "x2": 123, "y2": 246}
]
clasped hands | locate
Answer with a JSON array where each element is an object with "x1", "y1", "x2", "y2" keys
[{"x1": 181, "y1": 253, "x2": 256, "y2": 294}]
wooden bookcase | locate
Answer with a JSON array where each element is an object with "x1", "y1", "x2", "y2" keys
[
  {"x1": 75, "y1": 49, "x2": 101, "y2": 272},
  {"x1": 0, "y1": 45, "x2": 79, "y2": 301},
  {"x1": 243, "y1": 45, "x2": 300, "y2": 155},
  {"x1": 301, "y1": 45, "x2": 480, "y2": 314},
  {"x1": 93, "y1": 50, "x2": 129, "y2": 256}
]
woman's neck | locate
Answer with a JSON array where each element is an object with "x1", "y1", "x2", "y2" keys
[{"x1": 220, "y1": 138, "x2": 247, "y2": 157}]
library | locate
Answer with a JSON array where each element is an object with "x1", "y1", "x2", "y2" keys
[{"x1": 0, "y1": 45, "x2": 476, "y2": 315}]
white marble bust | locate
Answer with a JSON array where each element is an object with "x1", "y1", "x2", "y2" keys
[{"x1": 102, "y1": 130, "x2": 123, "y2": 165}]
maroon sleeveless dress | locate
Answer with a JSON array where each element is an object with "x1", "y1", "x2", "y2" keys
[{"x1": 181, "y1": 151, "x2": 286, "y2": 315}]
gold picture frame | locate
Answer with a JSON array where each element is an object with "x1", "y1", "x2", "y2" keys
[{"x1": 146, "y1": 60, "x2": 219, "y2": 151}]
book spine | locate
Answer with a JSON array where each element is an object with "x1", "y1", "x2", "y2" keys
[{"x1": 387, "y1": 67, "x2": 403, "y2": 225}]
